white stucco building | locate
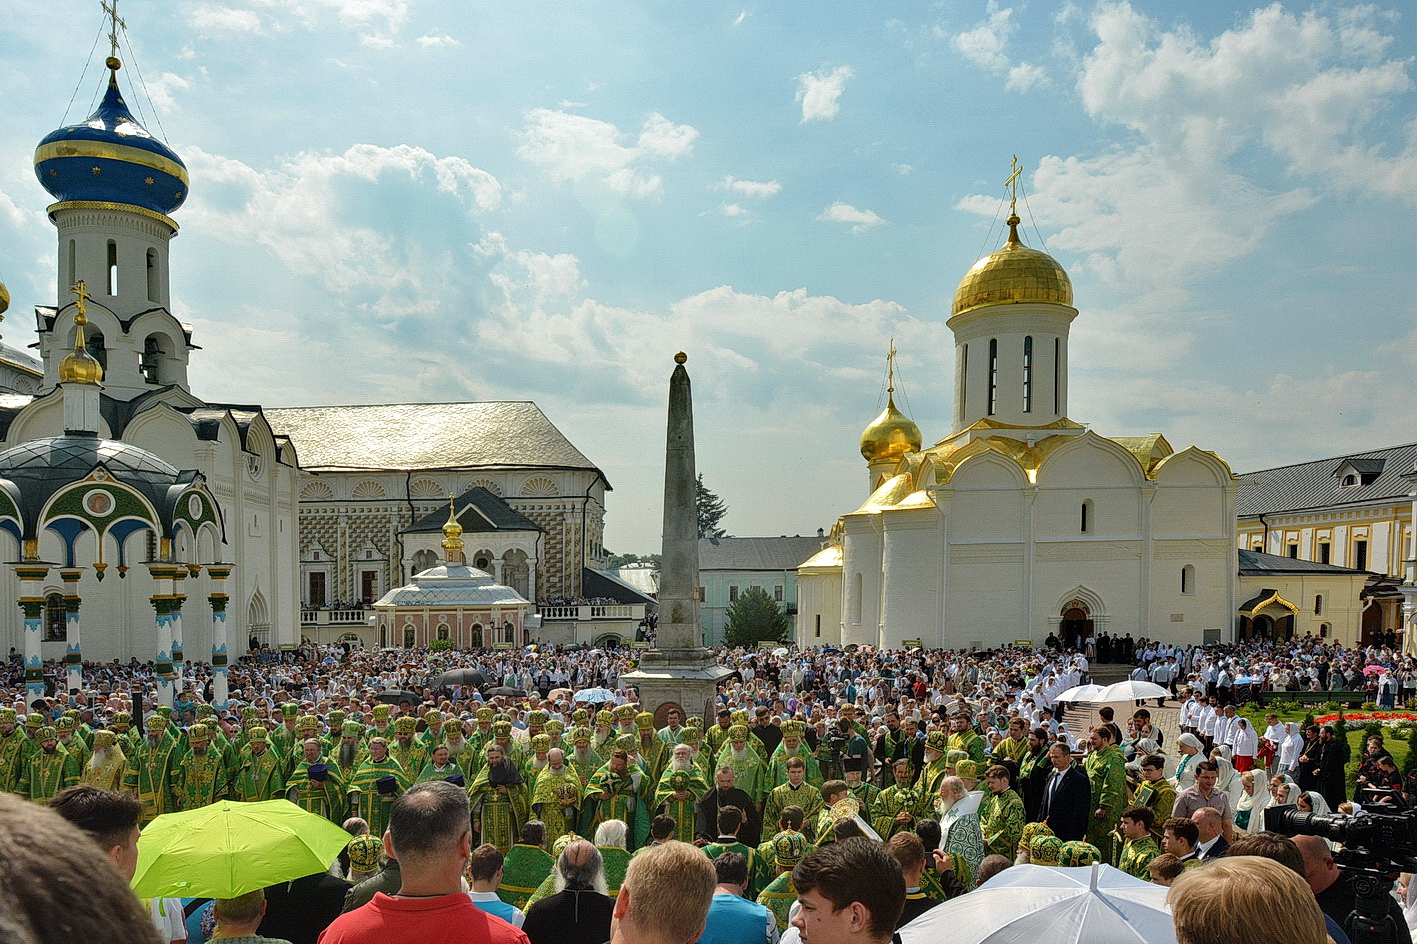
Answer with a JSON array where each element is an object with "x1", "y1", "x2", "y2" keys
[{"x1": 797, "y1": 209, "x2": 1238, "y2": 650}]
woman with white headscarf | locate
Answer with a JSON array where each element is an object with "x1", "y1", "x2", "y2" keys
[
  {"x1": 1210, "y1": 745, "x2": 1244, "y2": 810},
  {"x1": 1279, "y1": 722, "x2": 1304, "y2": 775},
  {"x1": 1297, "y1": 790, "x2": 1340, "y2": 851},
  {"x1": 1173, "y1": 733, "x2": 1203, "y2": 791},
  {"x1": 1231, "y1": 717, "x2": 1259, "y2": 772},
  {"x1": 1234, "y1": 769, "x2": 1272, "y2": 835}
]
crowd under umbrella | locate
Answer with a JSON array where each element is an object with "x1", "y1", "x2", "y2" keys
[
  {"x1": 898, "y1": 863, "x2": 1175, "y2": 944},
  {"x1": 483, "y1": 685, "x2": 525, "y2": 697},
  {"x1": 1093, "y1": 679, "x2": 1172, "y2": 702},
  {"x1": 131, "y1": 799, "x2": 356, "y2": 899},
  {"x1": 1054, "y1": 683, "x2": 1105, "y2": 702}
]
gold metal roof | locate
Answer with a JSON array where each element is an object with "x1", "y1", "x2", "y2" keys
[
  {"x1": 860, "y1": 392, "x2": 922, "y2": 462},
  {"x1": 799, "y1": 543, "x2": 843, "y2": 569},
  {"x1": 952, "y1": 216, "x2": 1073, "y2": 317}
]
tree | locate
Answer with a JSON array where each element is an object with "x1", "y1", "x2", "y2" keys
[
  {"x1": 697, "y1": 475, "x2": 728, "y2": 539},
  {"x1": 723, "y1": 586, "x2": 791, "y2": 648}
]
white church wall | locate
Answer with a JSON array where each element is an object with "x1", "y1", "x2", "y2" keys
[{"x1": 880, "y1": 510, "x2": 941, "y2": 648}]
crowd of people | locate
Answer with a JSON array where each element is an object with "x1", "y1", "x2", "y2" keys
[{"x1": 2, "y1": 632, "x2": 1416, "y2": 943}]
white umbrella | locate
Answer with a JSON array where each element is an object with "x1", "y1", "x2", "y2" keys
[
  {"x1": 1095, "y1": 680, "x2": 1171, "y2": 702},
  {"x1": 1054, "y1": 683, "x2": 1105, "y2": 702},
  {"x1": 899, "y1": 863, "x2": 1175, "y2": 944},
  {"x1": 772, "y1": 646, "x2": 790, "y2": 657}
]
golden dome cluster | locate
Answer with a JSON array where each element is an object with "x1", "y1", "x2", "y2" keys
[{"x1": 952, "y1": 215, "x2": 1073, "y2": 317}]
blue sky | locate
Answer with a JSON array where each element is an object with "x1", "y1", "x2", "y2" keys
[{"x1": 1, "y1": 1, "x2": 1415, "y2": 553}]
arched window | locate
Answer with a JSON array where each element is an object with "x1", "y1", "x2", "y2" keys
[
  {"x1": 471, "y1": 623, "x2": 483, "y2": 648},
  {"x1": 141, "y1": 335, "x2": 164, "y2": 384},
  {"x1": 1314, "y1": 594, "x2": 1323, "y2": 615},
  {"x1": 436, "y1": 623, "x2": 450, "y2": 641},
  {"x1": 1022, "y1": 336, "x2": 1033, "y2": 413},
  {"x1": 987, "y1": 339, "x2": 998, "y2": 416},
  {"x1": 1181, "y1": 565, "x2": 1195, "y2": 595},
  {"x1": 45, "y1": 593, "x2": 66, "y2": 641},
  {"x1": 1081, "y1": 500, "x2": 1094, "y2": 534},
  {"x1": 1319, "y1": 623, "x2": 1330, "y2": 638},
  {"x1": 68, "y1": 240, "x2": 76, "y2": 288},
  {"x1": 106, "y1": 240, "x2": 118, "y2": 295},
  {"x1": 960, "y1": 345, "x2": 968, "y2": 414},
  {"x1": 403, "y1": 626, "x2": 416, "y2": 648}
]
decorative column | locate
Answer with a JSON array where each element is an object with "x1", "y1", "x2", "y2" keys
[
  {"x1": 169, "y1": 566, "x2": 187, "y2": 688},
  {"x1": 146, "y1": 562, "x2": 180, "y2": 708},
  {"x1": 15, "y1": 557, "x2": 51, "y2": 705},
  {"x1": 60, "y1": 568, "x2": 84, "y2": 694},
  {"x1": 207, "y1": 564, "x2": 232, "y2": 710}
]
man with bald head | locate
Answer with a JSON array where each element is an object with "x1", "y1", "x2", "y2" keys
[
  {"x1": 521, "y1": 837, "x2": 616, "y2": 944},
  {"x1": 1295, "y1": 833, "x2": 1412, "y2": 943}
]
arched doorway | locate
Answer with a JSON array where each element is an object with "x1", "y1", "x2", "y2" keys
[
  {"x1": 1059, "y1": 601, "x2": 1092, "y2": 651},
  {"x1": 1238, "y1": 591, "x2": 1297, "y2": 641},
  {"x1": 248, "y1": 591, "x2": 270, "y2": 647},
  {"x1": 470, "y1": 623, "x2": 483, "y2": 648},
  {"x1": 1361, "y1": 603, "x2": 1384, "y2": 646}
]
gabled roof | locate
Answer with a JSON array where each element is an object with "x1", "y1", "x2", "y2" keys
[
  {"x1": 403, "y1": 486, "x2": 540, "y2": 534},
  {"x1": 699, "y1": 536, "x2": 827, "y2": 572},
  {"x1": 264, "y1": 402, "x2": 605, "y2": 482},
  {"x1": 583, "y1": 567, "x2": 657, "y2": 606},
  {"x1": 1236, "y1": 442, "x2": 1417, "y2": 516},
  {"x1": 1237, "y1": 549, "x2": 1369, "y2": 577}
]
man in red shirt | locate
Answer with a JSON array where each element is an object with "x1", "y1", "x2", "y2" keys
[{"x1": 318, "y1": 781, "x2": 529, "y2": 944}]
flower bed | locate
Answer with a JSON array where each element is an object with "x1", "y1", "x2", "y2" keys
[{"x1": 1314, "y1": 710, "x2": 1417, "y2": 731}]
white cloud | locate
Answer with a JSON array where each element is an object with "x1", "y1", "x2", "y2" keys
[
  {"x1": 816, "y1": 202, "x2": 885, "y2": 233},
  {"x1": 732, "y1": 11, "x2": 749, "y2": 27},
  {"x1": 517, "y1": 109, "x2": 697, "y2": 198},
  {"x1": 254, "y1": 0, "x2": 408, "y2": 29},
  {"x1": 718, "y1": 203, "x2": 749, "y2": 223},
  {"x1": 146, "y1": 72, "x2": 193, "y2": 112},
  {"x1": 796, "y1": 66, "x2": 853, "y2": 122},
  {"x1": 416, "y1": 34, "x2": 459, "y2": 48},
  {"x1": 717, "y1": 176, "x2": 781, "y2": 199},
  {"x1": 949, "y1": 2, "x2": 1047, "y2": 91},
  {"x1": 189, "y1": 5, "x2": 262, "y2": 32},
  {"x1": 893, "y1": 163, "x2": 913, "y2": 175},
  {"x1": 359, "y1": 33, "x2": 396, "y2": 47}
]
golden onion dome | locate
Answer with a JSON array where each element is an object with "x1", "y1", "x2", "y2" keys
[
  {"x1": 952, "y1": 215, "x2": 1073, "y2": 317},
  {"x1": 860, "y1": 392, "x2": 922, "y2": 462},
  {"x1": 58, "y1": 313, "x2": 103, "y2": 385},
  {"x1": 0, "y1": 280, "x2": 9, "y2": 316}
]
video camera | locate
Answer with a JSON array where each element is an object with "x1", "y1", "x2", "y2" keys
[{"x1": 1265, "y1": 803, "x2": 1417, "y2": 944}]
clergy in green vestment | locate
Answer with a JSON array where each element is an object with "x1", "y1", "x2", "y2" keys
[
  {"x1": 330, "y1": 722, "x2": 367, "y2": 783},
  {"x1": 440, "y1": 722, "x2": 480, "y2": 779},
  {"x1": 389, "y1": 717, "x2": 427, "y2": 779},
  {"x1": 716, "y1": 725, "x2": 767, "y2": 806},
  {"x1": 1083, "y1": 727, "x2": 1128, "y2": 862},
  {"x1": 1117, "y1": 805, "x2": 1161, "y2": 878},
  {"x1": 703, "y1": 804, "x2": 770, "y2": 898},
  {"x1": 21, "y1": 727, "x2": 80, "y2": 803},
  {"x1": 54, "y1": 717, "x2": 91, "y2": 773},
  {"x1": 415, "y1": 743, "x2": 464, "y2": 785},
  {"x1": 231, "y1": 727, "x2": 286, "y2": 801},
  {"x1": 467, "y1": 742, "x2": 531, "y2": 853},
  {"x1": 977, "y1": 765, "x2": 1026, "y2": 858},
  {"x1": 1131, "y1": 757, "x2": 1176, "y2": 842},
  {"x1": 947, "y1": 714, "x2": 987, "y2": 764},
  {"x1": 0, "y1": 708, "x2": 30, "y2": 794},
  {"x1": 171, "y1": 724, "x2": 230, "y2": 810},
  {"x1": 530, "y1": 747, "x2": 583, "y2": 842},
  {"x1": 763, "y1": 757, "x2": 823, "y2": 834},
  {"x1": 765, "y1": 721, "x2": 822, "y2": 790},
  {"x1": 347, "y1": 737, "x2": 410, "y2": 837},
  {"x1": 286, "y1": 738, "x2": 346, "y2": 822},
  {"x1": 567, "y1": 727, "x2": 602, "y2": 789},
  {"x1": 936, "y1": 776, "x2": 986, "y2": 888},
  {"x1": 579, "y1": 745, "x2": 652, "y2": 849},
  {"x1": 635, "y1": 713, "x2": 667, "y2": 783},
  {"x1": 918, "y1": 732, "x2": 952, "y2": 798},
  {"x1": 125, "y1": 715, "x2": 180, "y2": 823},
  {"x1": 498, "y1": 838, "x2": 555, "y2": 911},
  {"x1": 756, "y1": 831, "x2": 808, "y2": 931},
  {"x1": 80, "y1": 729, "x2": 129, "y2": 792},
  {"x1": 652, "y1": 760, "x2": 708, "y2": 845},
  {"x1": 269, "y1": 704, "x2": 302, "y2": 770},
  {"x1": 872, "y1": 759, "x2": 929, "y2": 840}
]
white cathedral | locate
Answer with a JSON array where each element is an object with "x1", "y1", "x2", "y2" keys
[{"x1": 796, "y1": 208, "x2": 1239, "y2": 651}]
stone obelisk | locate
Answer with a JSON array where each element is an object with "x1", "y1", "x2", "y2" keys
[{"x1": 621, "y1": 352, "x2": 731, "y2": 725}]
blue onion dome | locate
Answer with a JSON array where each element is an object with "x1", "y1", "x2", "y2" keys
[{"x1": 33, "y1": 58, "x2": 187, "y2": 217}]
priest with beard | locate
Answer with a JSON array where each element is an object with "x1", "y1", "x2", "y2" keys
[
  {"x1": 530, "y1": 747, "x2": 583, "y2": 842},
  {"x1": 80, "y1": 729, "x2": 128, "y2": 792},
  {"x1": 653, "y1": 744, "x2": 709, "y2": 843},
  {"x1": 231, "y1": 727, "x2": 285, "y2": 801},
  {"x1": 331, "y1": 722, "x2": 366, "y2": 783},
  {"x1": 935, "y1": 775, "x2": 986, "y2": 887},
  {"x1": 347, "y1": 737, "x2": 410, "y2": 836},
  {"x1": 568, "y1": 727, "x2": 602, "y2": 789},
  {"x1": 695, "y1": 765, "x2": 762, "y2": 846},
  {"x1": 580, "y1": 740, "x2": 653, "y2": 850},
  {"x1": 442, "y1": 719, "x2": 478, "y2": 779}
]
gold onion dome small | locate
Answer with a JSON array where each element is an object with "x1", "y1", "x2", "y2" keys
[
  {"x1": 952, "y1": 215, "x2": 1073, "y2": 317},
  {"x1": 59, "y1": 313, "x2": 103, "y2": 385},
  {"x1": 860, "y1": 392, "x2": 921, "y2": 463},
  {"x1": 0, "y1": 281, "x2": 9, "y2": 316}
]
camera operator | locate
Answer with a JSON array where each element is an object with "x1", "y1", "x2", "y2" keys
[{"x1": 1294, "y1": 833, "x2": 1413, "y2": 944}]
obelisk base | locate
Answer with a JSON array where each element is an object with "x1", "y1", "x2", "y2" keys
[{"x1": 621, "y1": 652, "x2": 733, "y2": 728}]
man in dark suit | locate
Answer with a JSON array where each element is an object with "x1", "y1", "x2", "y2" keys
[
  {"x1": 1191, "y1": 808, "x2": 1230, "y2": 862},
  {"x1": 695, "y1": 767, "x2": 761, "y2": 847},
  {"x1": 1038, "y1": 741, "x2": 1090, "y2": 841}
]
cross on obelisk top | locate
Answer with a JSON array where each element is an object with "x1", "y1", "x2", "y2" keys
[{"x1": 1005, "y1": 155, "x2": 1022, "y2": 218}]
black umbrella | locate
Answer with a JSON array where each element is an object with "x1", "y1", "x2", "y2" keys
[
  {"x1": 482, "y1": 686, "x2": 525, "y2": 698},
  {"x1": 435, "y1": 668, "x2": 491, "y2": 688},
  {"x1": 375, "y1": 689, "x2": 421, "y2": 705}
]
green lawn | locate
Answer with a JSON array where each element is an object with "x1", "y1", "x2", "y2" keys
[{"x1": 1234, "y1": 704, "x2": 1414, "y2": 792}]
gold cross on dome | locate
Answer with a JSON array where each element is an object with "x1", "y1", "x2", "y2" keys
[
  {"x1": 102, "y1": 0, "x2": 126, "y2": 60},
  {"x1": 1005, "y1": 155, "x2": 1022, "y2": 217},
  {"x1": 71, "y1": 280, "x2": 93, "y2": 316},
  {"x1": 886, "y1": 337, "x2": 897, "y2": 394}
]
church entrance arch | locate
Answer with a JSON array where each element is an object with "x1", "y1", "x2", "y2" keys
[
  {"x1": 248, "y1": 591, "x2": 270, "y2": 647},
  {"x1": 1361, "y1": 602, "x2": 1384, "y2": 647},
  {"x1": 1059, "y1": 601, "x2": 1092, "y2": 651},
  {"x1": 594, "y1": 632, "x2": 623, "y2": 648},
  {"x1": 1238, "y1": 591, "x2": 1297, "y2": 642}
]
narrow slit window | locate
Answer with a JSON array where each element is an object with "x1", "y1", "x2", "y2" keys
[
  {"x1": 106, "y1": 240, "x2": 117, "y2": 295},
  {"x1": 1022, "y1": 336, "x2": 1033, "y2": 412},
  {"x1": 987, "y1": 338, "x2": 998, "y2": 416}
]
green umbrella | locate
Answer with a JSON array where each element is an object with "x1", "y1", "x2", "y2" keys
[{"x1": 132, "y1": 799, "x2": 355, "y2": 899}]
